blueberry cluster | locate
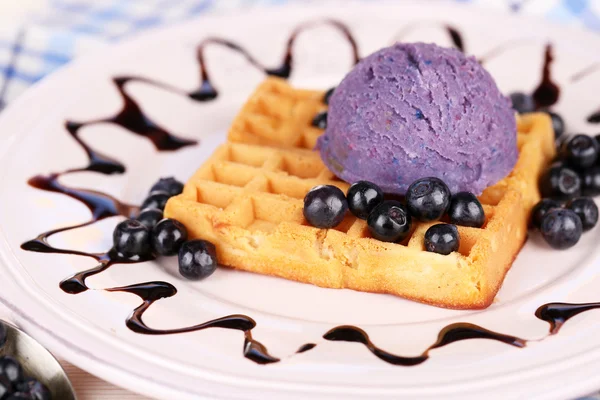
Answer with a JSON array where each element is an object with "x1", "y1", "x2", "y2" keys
[
  {"x1": 112, "y1": 177, "x2": 218, "y2": 281},
  {"x1": 303, "y1": 178, "x2": 486, "y2": 256},
  {"x1": 540, "y1": 134, "x2": 600, "y2": 199},
  {"x1": 509, "y1": 92, "x2": 600, "y2": 250},
  {"x1": 0, "y1": 356, "x2": 51, "y2": 400},
  {"x1": 531, "y1": 133, "x2": 600, "y2": 249},
  {"x1": 530, "y1": 197, "x2": 597, "y2": 250}
]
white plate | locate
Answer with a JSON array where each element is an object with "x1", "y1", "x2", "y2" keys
[{"x1": 1, "y1": 3, "x2": 600, "y2": 399}]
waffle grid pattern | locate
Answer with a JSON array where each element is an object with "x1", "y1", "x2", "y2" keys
[{"x1": 165, "y1": 78, "x2": 555, "y2": 309}]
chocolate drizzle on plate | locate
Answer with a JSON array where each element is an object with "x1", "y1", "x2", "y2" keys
[
  {"x1": 321, "y1": 323, "x2": 525, "y2": 366},
  {"x1": 323, "y1": 325, "x2": 428, "y2": 366},
  {"x1": 20, "y1": 173, "x2": 145, "y2": 294},
  {"x1": 305, "y1": 307, "x2": 596, "y2": 365},
  {"x1": 535, "y1": 302, "x2": 600, "y2": 335},
  {"x1": 196, "y1": 19, "x2": 360, "y2": 100},
  {"x1": 533, "y1": 44, "x2": 560, "y2": 109},
  {"x1": 296, "y1": 343, "x2": 317, "y2": 353},
  {"x1": 588, "y1": 111, "x2": 600, "y2": 124},
  {"x1": 427, "y1": 322, "x2": 527, "y2": 351},
  {"x1": 18, "y1": 18, "x2": 600, "y2": 366},
  {"x1": 65, "y1": 77, "x2": 197, "y2": 175},
  {"x1": 445, "y1": 26, "x2": 465, "y2": 52},
  {"x1": 107, "y1": 282, "x2": 279, "y2": 364}
]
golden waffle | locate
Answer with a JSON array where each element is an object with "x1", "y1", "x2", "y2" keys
[{"x1": 165, "y1": 78, "x2": 555, "y2": 309}]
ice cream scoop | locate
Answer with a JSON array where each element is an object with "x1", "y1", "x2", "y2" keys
[{"x1": 318, "y1": 42, "x2": 517, "y2": 195}]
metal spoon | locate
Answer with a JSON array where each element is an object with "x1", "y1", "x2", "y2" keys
[{"x1": 0, "y1": 320, "x2": 77, "y2": 399}]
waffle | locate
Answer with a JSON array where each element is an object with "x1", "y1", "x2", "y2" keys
[{"x1": 165, "y1": 78, "x2": 555, "y2": 309}]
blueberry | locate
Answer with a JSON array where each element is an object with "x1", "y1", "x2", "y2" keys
[
  {"x1": 546, "y1": 111, "x2": 565, "y2": 139},
  {"x1": 346, "y1": 181, "x2": 384, "y2": 219},
  {"x1": 566, "y1": 197, "x2": 598, "y2": 231},
  {"x1": 178, "y1": 240, "x2": 218, "y2": 280},
  {"x1": 367, "y1": 200, "x2": 412, "y2": 242},
  {"x1": 137, "y1": 208, "x2": 163, "y2": 229},
  {"x1": 509, "y1": 92, "x2": 535, "y2": 114},
  {"x1": 149, "y1": 177, "x2": 184, "y2": 197},
  {"x1": 113, "y1": 219, "x2": 151, "y2": 259},
  {"x1": 406, "y1": 177, "x2": 451, "y2": 221},
  {"x1": 0, "y1": 323, "x2": 6, "y2": 349},
  {"x1": 447, "y1": 192, "x2": 485, "y2": 228},
  {"x1": 141, "y1": 190, "x2": 170, "y2": 211},
  {"x1": 14, "y1": 378, "x2": 51, "y2": 400},
  {"x1": 152, "y1": 219, "x2": 188, "y2": 256},
  {"x1": 311, "y1": 111, "x2": 328, "y2": 129},
  {"x1": 539, "y1": 164, "x2": 581, "y2": 200},
  {"x1": 561, "y1": 134, "x2": 599, "y2": 169},
  {"x1": 581, "y1": 166, "x2": 600, "y2": 196},
  {"x1": 0, "y1": 357, "x2": 22, "y2": 387},
  {"x1": 530, "y1": 199, "x2": 562, "y2": 230},
  {"x1": 540, "y1": 209, "x2": 582, "y2": 249},
  {"x1": 424, "y1": 224, "x2": 460, "y2": 255},
  {"x1": 303, "y1": 185, "x2": 348, "y2": 228},
  {"x1": 323, "y1": 87, "x2": 335, "y2": 105}
]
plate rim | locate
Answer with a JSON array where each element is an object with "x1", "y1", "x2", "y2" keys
[{"x1": 1, "y1": 3, "x2": 600, "y2": 399}]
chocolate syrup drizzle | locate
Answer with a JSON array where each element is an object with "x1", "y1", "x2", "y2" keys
[
  {"x1": 19, "y1": 19, "x2": 600, "y2": 366},
  {"x1": 196, "y1": 19, "x2": 360, "y2": 100},
  {"x1": 532, "y1": 44, "x2": 560, "y2": 109},
  {"x1": 535, "y1": 302, "x2": 600, "y2": 335},
  {"x1": 322, "y1": 323, "x2": 525, "y2": 366},
  {"x1": 316, "y1": 302, "x2": 600, "y2": 366},
  {"x1": 65, "y1": 77, "x2": 197, "y2": 175},
  {"x1": 107, "y1": 282, "x2": 279, "y2": 364}
]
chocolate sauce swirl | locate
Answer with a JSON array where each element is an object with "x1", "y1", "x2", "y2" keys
[
  {"x1": 65, "y1": 77, "x2": 197, "y2": 175},
  {"x1": 323, "y1": 325, "x2": 428, "y2": 366},
  {"x1": 533, "y1": 44, "x2": 560, "y2": 109},
  {"x1": 196, "y1": 19, "x2": 360, "y2": 100},
  {"x1": 321, "y1": 323, "x2": 525, "y2": 366},
  {"x1": 296, "y1": 343, "x2": 317, "y2": 354},
  {"x1": 107, "y1": 282, "x2": 279, "y2": 364},
  {"x1": 20, "y1": 173, "x2": 146, "y2": 294},
  {"x1": 535, "y1": 302, "x2": 600, "y2": 335}
]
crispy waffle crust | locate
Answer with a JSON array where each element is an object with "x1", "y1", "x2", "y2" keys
[{"x1": 165, "y1": 78, "x2": 555, "y2": 309}]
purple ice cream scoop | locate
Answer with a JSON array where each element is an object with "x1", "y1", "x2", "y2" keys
[{"x1": 317, "y1": 42, "x2": 517, "y2": 195}]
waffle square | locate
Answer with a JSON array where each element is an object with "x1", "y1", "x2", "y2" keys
[{"x1": 165, "y1": 78, "x2": 555, "y2": 309}]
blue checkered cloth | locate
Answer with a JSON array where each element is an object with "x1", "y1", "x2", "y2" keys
[
  {"x1": 0, "y1": 0, "x2": 599, "y2": 107},
  {"x1": 1, "y1": 0, "x2": 600, "y2": 398}
]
